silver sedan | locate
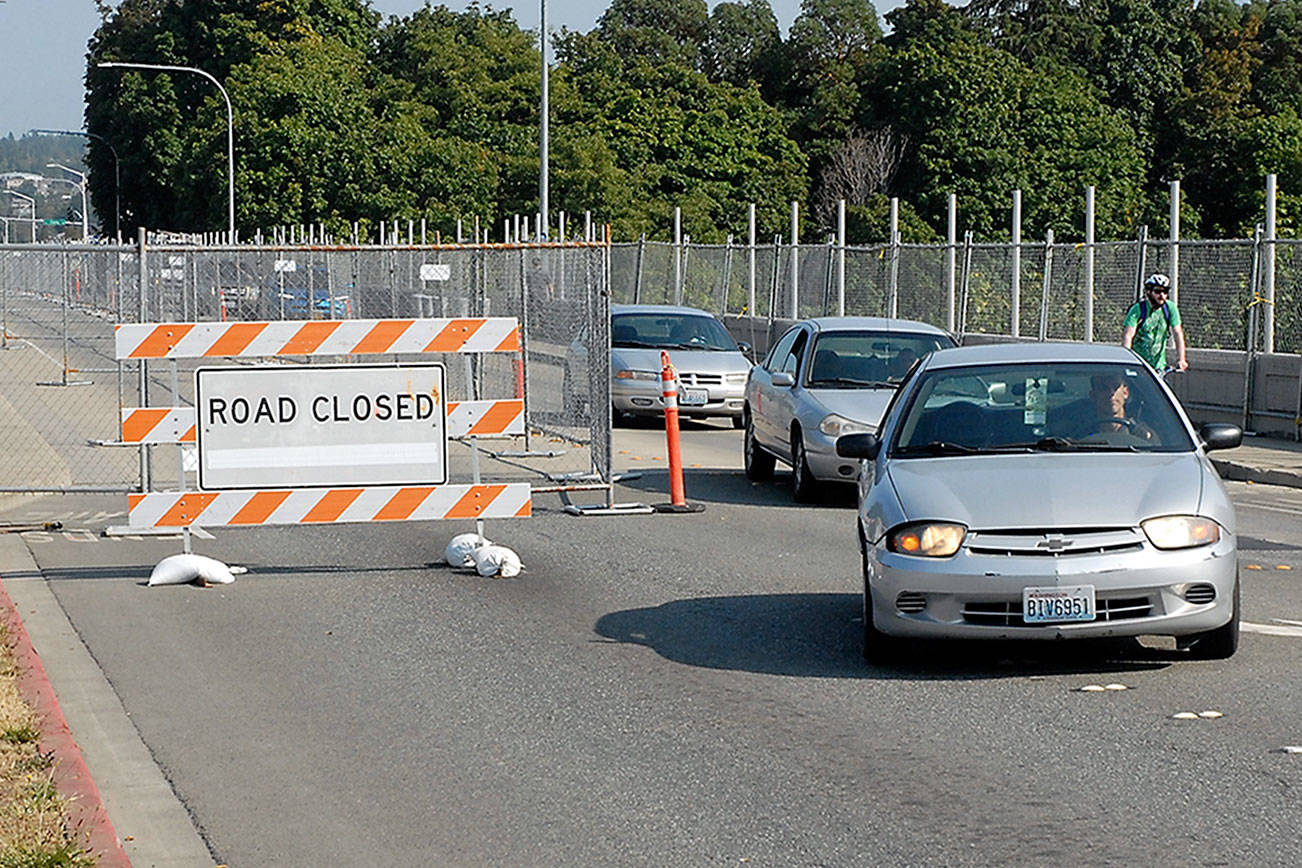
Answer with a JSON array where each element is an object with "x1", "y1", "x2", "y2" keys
[
  {"x1": 743, "y1": 317, "x2": 955, "y2": 501},
  {"x1": 835, "y1": 342, "x2": 1243, "y2": 662}
]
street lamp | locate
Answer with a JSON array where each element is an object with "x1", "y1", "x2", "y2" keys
[
  {"x1": 98, "y1": 61, "x2": 235, "y2": 242},
  {"x1": 46, "y1": 164, "x2": 90, "y2": 240},
  {"x1": 32, "y1": 129, "x2": 120, "y2": 241},
  {"x1": 1, "y1": 190, "x2": 36, "y2": 242},
  {"x1": 539, "y1": 0, "x2": 549, "y2": 239}
]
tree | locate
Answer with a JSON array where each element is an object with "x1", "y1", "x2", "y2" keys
[{"x1": 702, "y1": 0, "x2": 782, "y2": 89}]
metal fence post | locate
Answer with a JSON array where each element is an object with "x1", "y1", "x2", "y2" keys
[
  {"x1": 1242, "y1": 225, "x2": 1264, "y2": 430},
  {"x1": 1038, "y1": 228, "x2": 1054, "y2": 341},
  {"x1": 837, "y1": 198, "x2": 846, "y2": 316},
  {"x1": 888, "y1": 197, "x2": 899, "y2": 318},
  {"x1": 1084, "y1": 186, "x2": 1095, "y2": 342},
  {"x1": 946, "y1": 193, "x2": 956, "y2": 333},
  {"x1": 747, "y1": 203, "x2": 757, "y2": 316},
  {"x1": 1264, "y1": 174, "x2": 1277, "y2": 353},
  {"x1": 1133, "y1": 225, "x2": 1149, "y2": 300},
  {"x1": 1169, "y1": 180, "x2": 1181, "y2": 308},
  {"x1": 1011, "y1": 189, "x2": 1022, "y2": 337},
  {"x1": 790, "y1": 201, "x2": 800, "y2": 318},
  {"x1": 137, "y1": 227, "x2": 150, "y2": 491},
  {"x1": 958, "y1": 231, "x2": 973, "y2": 341}
]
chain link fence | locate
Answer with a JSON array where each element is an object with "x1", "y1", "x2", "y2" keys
[
  {"x1": 610, "y1": 236, "x2": 1296, "y2": 353},
  {"x1": 1, "y1": 241, "x2": 611, "y2": 496}
]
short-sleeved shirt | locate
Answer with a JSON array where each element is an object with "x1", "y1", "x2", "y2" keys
[{"x1": 1124, "y1": 299, "x2": 1181, "y2": 369}]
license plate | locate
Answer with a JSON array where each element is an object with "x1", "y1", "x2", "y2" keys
[
  {"x1": 1022, "y1": 585, "x2": 1096, "y2": 624},
  {"x1": 680, "y1": 388, "x2": 708, "y2": 406}
]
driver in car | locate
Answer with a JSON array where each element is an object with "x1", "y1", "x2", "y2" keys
[{"x1": 1075, "y1": 373, "x2": 1155, "y2": 440}]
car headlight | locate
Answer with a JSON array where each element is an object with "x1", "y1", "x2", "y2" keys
[
  {"x1": 1141, "y1": 515, "x2": 1221, "y2": 549},
  {"x1": 614, "y1": 369, "x2": 660, "y2": 381},
  {"x1": 819, "y1": 413, "x2": 874, "y2": 438},
  {"x1": 725, "y1": 372, "x2": 749, "y2": 384},
  {"x1": 886, "y1": 522, "x2": 967, "y2": 557}
]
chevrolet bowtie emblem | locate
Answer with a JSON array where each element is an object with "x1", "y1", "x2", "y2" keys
[{"x1": 1036, "y1": 535, "x2": 1070, "y2": 552}]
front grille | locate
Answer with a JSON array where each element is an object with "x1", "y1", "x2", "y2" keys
[
  {"x1": 962, "y1": 596, "x2": 1153, "y2": 627},
  {"x1": 966, "y1": 528, "x2": 1143, "y2": 557},
  {"x1": 680, "y1": 372, "x2": 723, "y2": 386},
  {"x1": 1184, "y1": 584, "x2": 1217, "y2": 604},
  {"x1": 896, "y1": 591, "x2": 927, "y2": 614}
]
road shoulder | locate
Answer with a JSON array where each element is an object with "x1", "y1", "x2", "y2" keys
[{"x1": 0, "y1": 535, "x2": 214, "y2": 868}]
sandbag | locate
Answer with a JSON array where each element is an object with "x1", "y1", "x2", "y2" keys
[
  {"x1": 147, "y1": 554, "x2": 236, "y2": 587},
  {"x1": 445, "y1": 533, "x2": 490, "y2": 568},
  {"x1": 471, "y1": 544, "x2": 523, "y2": 578}
]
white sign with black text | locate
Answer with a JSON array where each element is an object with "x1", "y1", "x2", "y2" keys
[{"x1": 195, "y1": 363, "x2": 447, "y2": 489}]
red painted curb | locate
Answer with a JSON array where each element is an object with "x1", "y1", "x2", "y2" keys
[{"x1": 0, "y1": 579, "x2": 132, "y2": 867}]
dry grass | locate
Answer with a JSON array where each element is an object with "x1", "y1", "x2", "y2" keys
[{"x1": 0, "y1": 624, "x2": 92, "y2": 868}]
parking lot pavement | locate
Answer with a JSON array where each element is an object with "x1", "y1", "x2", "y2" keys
[{"x1": 1208, "y1": 433, "x2": 1302, "y2": 490}]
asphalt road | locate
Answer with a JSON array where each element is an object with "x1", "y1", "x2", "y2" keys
[{"x1": 5, "y1": 421, "x2": 1302, "y2": 866}]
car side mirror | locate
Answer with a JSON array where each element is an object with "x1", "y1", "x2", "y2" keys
[
  {"x1": 837, "y1": 432, "x2": 881, "y2": 459},
  {"x1": 1199, "y1": 422, "x2": 1242, "y2": 452},
  {"x1": 771, "y1": 372, "x2": 795, "y2": 387},
  {"x1": 737, "y1": 341, "x2": 753, "y2": 360}
]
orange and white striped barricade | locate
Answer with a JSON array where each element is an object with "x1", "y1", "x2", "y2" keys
[{"x1": 113, "y1": 317, "x2": 529, "y2": 539}]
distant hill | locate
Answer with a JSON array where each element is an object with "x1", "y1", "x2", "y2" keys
[{"x1": 0, "y1": 133, "x2": 85, "y2": 175}]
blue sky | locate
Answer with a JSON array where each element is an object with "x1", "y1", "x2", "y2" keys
[{"x1": 1, "y1": 0, "x2": 891, "y2": 140}]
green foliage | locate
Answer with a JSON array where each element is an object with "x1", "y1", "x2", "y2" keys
[{"x1": 77, "y1": 0, "x2": 1301, "y2": 243}]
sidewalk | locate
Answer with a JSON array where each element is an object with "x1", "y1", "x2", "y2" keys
[{"x1": 1209, "y1": 433, "x2": 1302, "y2": 490}]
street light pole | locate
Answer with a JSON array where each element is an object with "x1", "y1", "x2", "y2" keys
[
  {"x1": 1, "y1": 190, "x2": 36, "y2": 242},
  {"x1": 539, "y1": 0, "x2": 549, "y2": 239},
  {"x1": 98, "y1": 61, "x2": 235, "y2": 242},
  {"x1": 32, "y1": 129, "x2": 121, "y2": 241},
  {"x1": 46, "y1": 163, "x2": 89, "y2": 240}
]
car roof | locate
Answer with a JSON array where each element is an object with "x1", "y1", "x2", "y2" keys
[
  {"x1": 921, "y1": 341, "x2": 1144, "y2": 369},
  {"x1": 612, "y1": 304, "x2": 718, "y2": 318},
  {"x1": 799, "y1": 316, "x2": 952, "y2": 337}
]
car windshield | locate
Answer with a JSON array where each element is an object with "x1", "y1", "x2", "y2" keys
[
  {"x1": 612, "y1": 313, "x2": 738, "y2": 351},
  {"x1": 807, "y1": 331, "x2": 955, "y2": 388},
  {"x1": 891, "y1": 362, "x2": 1195, "y2": 455}
]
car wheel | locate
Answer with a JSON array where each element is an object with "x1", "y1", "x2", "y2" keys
[
  {"x1": 861, "y1": 533, "x2": 895, "y2": 663},
  {"x1": 1187, "y1": 580, "x2": 1240, "y2": 659},
  {"x1": 743, "y1": 412, "x2": 775, "y2": 481},
  {"x1": 791, "y1": 431, "x2": 819, "y2": 503}
]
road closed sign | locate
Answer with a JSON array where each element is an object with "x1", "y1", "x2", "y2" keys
[{"x1": 195, "y1": 363, "x2": 447, "y2": 489}]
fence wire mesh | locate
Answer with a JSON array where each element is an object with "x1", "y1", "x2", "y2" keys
[{"x1": 1, "y1": 242, "x2": 610, "y2": 496}]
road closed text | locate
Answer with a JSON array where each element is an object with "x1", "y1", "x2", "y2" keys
[
  {"x1": 206, "y1": 392, "x2": 438, "y2": 425},
  {"x1": 195, "y1": 363, "x2": 448, "y2": 489}
]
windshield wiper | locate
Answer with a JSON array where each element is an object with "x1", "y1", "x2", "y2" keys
[
  {"x1": 1003, "y1": 438, "x2": 1143, "y2": 453},
  {"x1": 808, "y1": 377, "x2": 891, "y2": 388},
  {"x1": 895, "y1": 441, "x2": 983, "y2": 456}
]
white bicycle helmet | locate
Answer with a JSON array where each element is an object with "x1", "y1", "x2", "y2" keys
[{"x1": 1144, "y1": 272, "x2": 1171, "y2": 290}]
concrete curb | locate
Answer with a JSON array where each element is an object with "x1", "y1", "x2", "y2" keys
[
  {"x1": 1210, "y1": 458, "x2": 1302, "y2": 490},
  {"x1": 0, "y1": 578, "x2": 130, "y2": 866},
  {"x1": 0, "y1": 536, "x2": 215, "y2": 868}
]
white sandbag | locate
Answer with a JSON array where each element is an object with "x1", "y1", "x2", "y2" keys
[
  {"x1": 147, "y1": 553, "x2": 236, "y2": 587},
  {"x1": 444, "y1": 533, "x2": 490, "y2": 568},
  {"x1": 471, "y1": 544, "x2": 522, "y2": 578}
]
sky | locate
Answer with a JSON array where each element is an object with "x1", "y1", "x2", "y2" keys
[{"x1": 0, "y1": 0, "x2": 848, "y2": 141}]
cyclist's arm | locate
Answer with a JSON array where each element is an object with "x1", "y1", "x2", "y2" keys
[
  {"x1": 1122, "y1": 324, "x2": 1137, "y2": 349},
  {"x1": 1172, "y1": 324, "x2": 1189, "y2": 370}
]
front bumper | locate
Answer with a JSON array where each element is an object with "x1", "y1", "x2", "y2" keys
[
  {"x1": 866, "y1": 534, "x2": 1237, "y2": 640},
  {"x1": 612, "y1": 379, "x2": 745, "y2": 418},
  {"x1": 804, "y1": 429, "x2": 869, "y2": 482}
]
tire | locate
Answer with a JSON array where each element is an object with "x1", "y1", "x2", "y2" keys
[
  {"x1": 743, "y1": 412, "x2": 775, "y2": 481},
  {"x1": 1187, "y1": 580, "x2": 1240, "y2": 659},
  {"x1": 861, "y1": 533, "x2": 895, "y2": 664},
  {"x1": 791, "y1": 432, "x2": 820, "y2": 503}
]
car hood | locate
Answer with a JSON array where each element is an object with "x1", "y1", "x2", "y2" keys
[
  {"x1": 806, "y1": 387, "x2": 896, "y2": 427},
  {"x1": 887, "y1": 452, "x2": 1206, "y2": 528},
  {"x1": 612, "y1": 347, "x2": 749, "y2": 375}
]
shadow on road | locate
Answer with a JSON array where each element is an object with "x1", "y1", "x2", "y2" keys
[
  {"x1": 616, "y1": 469, "x2": 858, "y2": 508},
  {"x1": 594, "y1": 592, "x2": 1176, "y2": 681}
]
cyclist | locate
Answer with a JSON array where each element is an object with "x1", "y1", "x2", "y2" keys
[{"x1": 1123, "y1": 273, "x2": 1188, "y2": 373}]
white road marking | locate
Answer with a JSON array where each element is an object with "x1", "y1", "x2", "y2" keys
[{"x1": 1243, "y1": 620, "x2": 1302, "y2": 637}]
